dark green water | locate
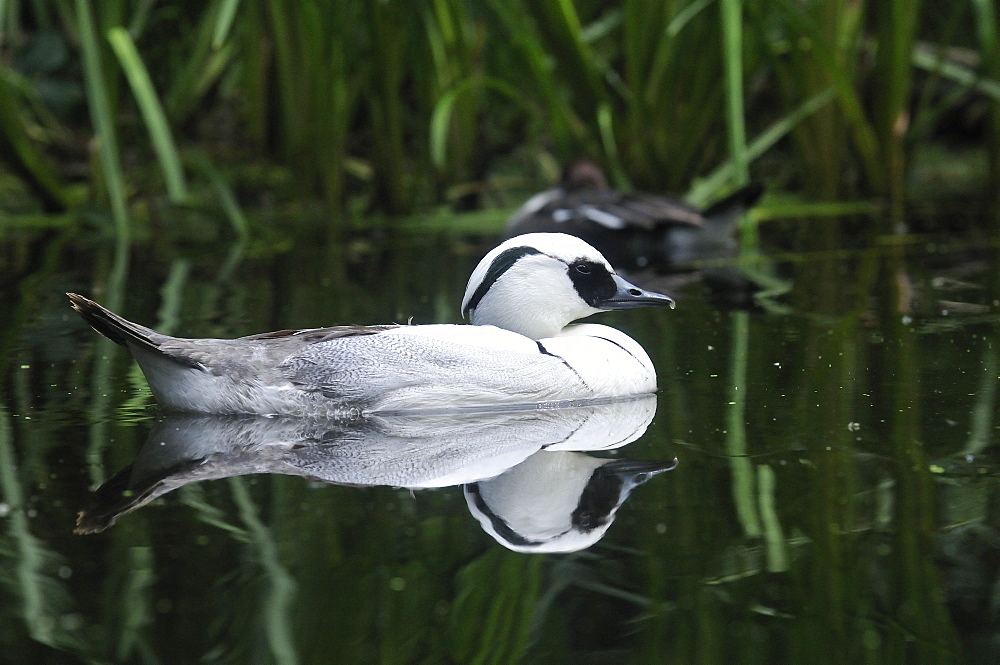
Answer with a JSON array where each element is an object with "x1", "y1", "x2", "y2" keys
[{"x1": 1, "y1": 226, "x2": 999, "y2": 664}]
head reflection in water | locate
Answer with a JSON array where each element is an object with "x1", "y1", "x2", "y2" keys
[
  {"x1": 466, "y1": 454, "x2": 677, "y2": 553},
  {"x1": 76, "y1": 396, "x2": 676, "y2": 553}
]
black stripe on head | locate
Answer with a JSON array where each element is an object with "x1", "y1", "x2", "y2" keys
[
  {"x1": 566, "y1": 259, "x2": 617, "y2": 307},
  {"x1": 570, "y1": 466, "x2": 624, "y2": 531},
  {"x1": 466, "y1": 483, "x2": 541, "y2": 548},
  {"x1": 463, "y1": 246, "x2": 543, "y2": 317}
]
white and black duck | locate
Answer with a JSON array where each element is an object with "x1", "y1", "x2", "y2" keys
[
  {"x1": 74, "y1": 396, "x2": 673, "y2": 550},
  {"x1": 467, "y1": 451, "x2": 676, "y2": 553},
  {"x1": 69, "y1": 233, "x2": 674, "y2": 417},
  {"x1": 506, "y1": 159, "x2": 763, "y2": 272}
]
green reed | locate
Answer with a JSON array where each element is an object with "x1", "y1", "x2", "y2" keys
[
  {"x1": 0, "y1": 0, "x2": 997, "y2": 235},
  {"x1": 971, "y1": 0, "x2": 1000, "y2": 226},
  {"x1": 74, "y1": 0, "x2": 130, "y2": 242}
]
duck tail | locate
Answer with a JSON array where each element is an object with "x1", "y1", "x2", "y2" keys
[
  {"x1": 74, "y1": 463, "x2": 138, "y2": 534},
  {"x1": 76, "y1": 461, "x2": 186, "y2": 534},
  {"x1": 67, "y1": 293, "x2": 165, "y2": 356}
]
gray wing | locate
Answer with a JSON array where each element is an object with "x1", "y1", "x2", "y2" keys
[{"x1": 279, "y1": 332, "x2": 591, "y2": 412}]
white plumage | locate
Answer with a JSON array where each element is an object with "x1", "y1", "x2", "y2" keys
[
  {"x1": 69, "y1": 233, "x2": 674, "y2": 417},
  {"x1": 75, "y1": 395, "x2": 665, "y2": 534}
]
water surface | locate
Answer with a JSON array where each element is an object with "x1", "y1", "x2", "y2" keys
[{"x1": 1, "y1": 226, "x2": 999, "y2": 664}]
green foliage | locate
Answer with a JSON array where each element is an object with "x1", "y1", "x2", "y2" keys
[
  {"x1": 107, "y1": 26, "x2": 188, "y2": 204},
  {"x1": 0, "y1": 0, "x2": 996, "y2": 234},
  {"x1": 449, "y1": 550, "x2": 541, "y2": 664}
]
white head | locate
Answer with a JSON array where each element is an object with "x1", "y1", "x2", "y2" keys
[
  {"x1": 464, "y1": 452, "x2": 678, "y2": 554},
  {"x1": 462, "y1": 233, "x2": 674, "y2": 339}
]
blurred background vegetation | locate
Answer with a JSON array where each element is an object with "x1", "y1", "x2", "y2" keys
[
  {"x1": 2, "y1": 4, "x2": 1000, "y2": 662},
  {"x1": 0, "y1": 0, "x2": 998, "y2": 242}
]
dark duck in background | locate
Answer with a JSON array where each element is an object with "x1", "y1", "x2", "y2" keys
[{"x1": 506, "y1": 159, "x2": 763, "y2": 275}]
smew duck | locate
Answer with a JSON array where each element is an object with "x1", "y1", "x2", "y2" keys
[
  {"x1": 506, "y1": 159, "x2": 763, "y2": 272},
  {"x1": 69, "y1": 233, "x2": 674, "y2": 417},
  {"x1": 75, "y1": 396, "x2": 662, "y2": 534},
  {"x1": 467, "y1": 453, "x2": 677, "y2": 553}
]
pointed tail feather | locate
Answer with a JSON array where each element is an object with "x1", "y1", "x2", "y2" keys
[
  {"x1": 67, "y1": 293, "x2": 166, "y2": 357},
  {"x1": 74, "y1": 463, "x2": 139, "y2": 534}
]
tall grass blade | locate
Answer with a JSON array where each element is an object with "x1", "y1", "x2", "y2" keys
[
  {"x1": 115, "y1": 546, "x2": 157, "y2": 662},
  {"x1": 192, "y1": 154, "x2": 250, "y2": 240},
  {"x1": 719, "y1": 0, "x2": 749, "y2": 184},
  {"x1": 212, "y1": 0, "x2": 242, "y2": 49},
  {"x1": 164, "y1": 4, "x2": 237, "y2": 123},
  {"x1": 75, "y1": 0, "x2": 130, "y2": 241},
  {"x1": 0, "y1": 405, "x2": 85, "y2": 651},
  {"x1": 125, "y1": 0, "x2": 155, "y2": 37},
  {"x1": 871, "y1": 0, "x2": 922, "y2": 226},
  {"x1": 963, "y1": 338, "x2": 998, "y2": 455},
  {"x1": 488, "y1": 0, "x2": 584, "y2": 151},
  {"x1": 757, "y1": 464, "x2": 789, "y2": 572},
  {"x1": 230, "y1": 477, "x2": 299, "y2": 665},
  {"x1": 687, "y1": 88, "x2": 837, "y2": 206},
  {"x1": 622, "y1": 0, "x2": 728, "y2": 191},
  {"x1": 85, "y1": 239, "x2": 131, "y2": 486},
  {"x1": 528, "y1": 0, "x2": 608, "y2": 111},
  {"x1": 430, "y1": 75, "x2": 531, "y2": 169},
  {"x1": 0, "y1": 70, "x2": 71, "y2": 210},
  {"x1": 107, "y1": 26, "x2": 188, "y2": 204},
  {"x1": 596, "y1": 102, "x2": 627, "y2": 186},
  {"x1": 726, "y1": 311, "x2": 762, "y2": 538},
  {"x1": 720, "y1": 0, "x2": 753, "y2": 245},
  {"x1": 668, "y1": 0, "x2": 714, "y2": 37},
  {"x1": 910, "y1": 49, "x2": 1000, "y2": 100},
  {"x1": 971, "y1": 0, "x2": 1000, "y2": 226},
  {"x1": 770, "y1": 2, "x2": 882, "y2": 197}
]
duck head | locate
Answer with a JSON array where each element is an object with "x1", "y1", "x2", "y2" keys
[
  {"x1": 560, "y1": 158, "x2": 609, "y2": 191},
  {"x1": 462, "y1": 233, "x2": 675, "y2": 339},
  {"x1": 465, "y1": 453, "x2": 678, "y2": 554}
]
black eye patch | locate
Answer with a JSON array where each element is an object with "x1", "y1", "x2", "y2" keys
[
  {"x1": 566, "y1": 259, "x2": 616, "y2": 306},
  {"x1": 463, "y1": 246, "x2": 543, "y2": 317},
  {"x1": 570, "y1": 466, "x2": 623, "y2": 530}
]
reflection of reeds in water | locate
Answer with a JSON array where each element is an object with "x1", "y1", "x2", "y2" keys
[
  {"x1": 5, "y1": 232, "x2": 1000, "y2": 661},
  {"x1": 83, "y1": 236, "x2": 131, "y2": 487},
  {"x1": 876, "y1": 249, "x2": 962, "y2": 658},
  {"x1": 228, "y1": 477, "x2": 299, "y2": 665},
  {"x1": 0, "y1": 405, "x2": 85, "y2": 652}
]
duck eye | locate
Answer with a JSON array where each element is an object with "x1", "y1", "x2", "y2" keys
[{"x1": 574, "y1": 263, "x2": 591, "y2": 274}]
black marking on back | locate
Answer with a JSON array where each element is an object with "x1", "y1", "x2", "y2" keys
[
  {"x1": 566, "y1": 260, "x2": 617, "y2": 307},
  {"x1": 240, "y1": 325, "x2": 398, "y2": 342},
  {"x1": 535, "y1": 340, "x2": 590, "y2": 390},
  {"x1": 463, "y1": 246, "x2": 543, "y2": 317},
  {"x1": 591, "y1": 335, "x2": 640, "y2": 363},
  {"x1": 466, "y1": 483, "x2": 542, "y2": 548}
]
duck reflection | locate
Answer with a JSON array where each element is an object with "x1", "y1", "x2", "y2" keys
[
  {"x1": 77, "y1": 396, "x2": 676, "y2": 552},
  {"x1": 467, "y1": 454, "x2": 676, "y2": 553}
]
